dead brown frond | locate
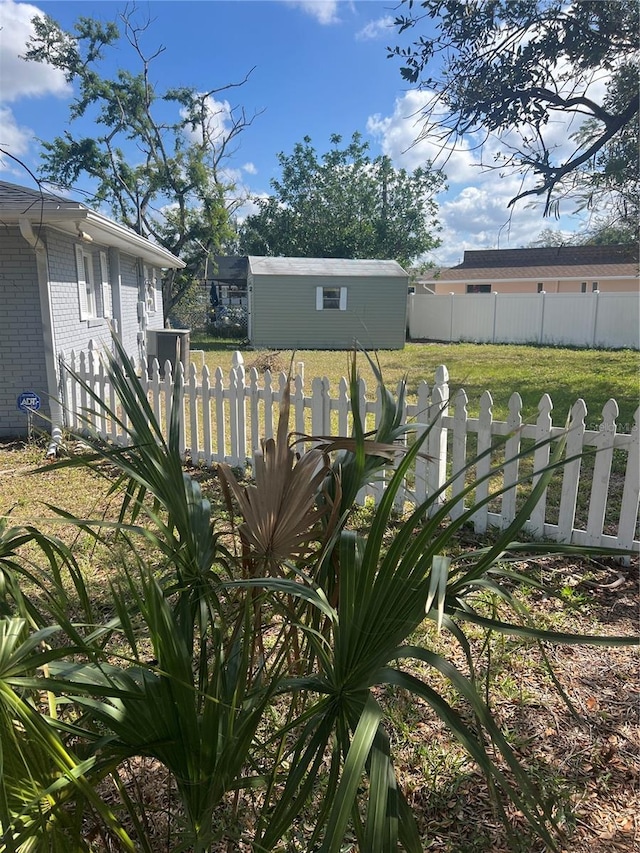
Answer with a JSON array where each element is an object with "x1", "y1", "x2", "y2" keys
[{"x1": 218, "y1": 375, "x2": 335, "y2": 574}]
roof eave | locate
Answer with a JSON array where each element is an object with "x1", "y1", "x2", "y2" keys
[{"x1": 9, "y1": 207, "x2": 185, "y2": 269}]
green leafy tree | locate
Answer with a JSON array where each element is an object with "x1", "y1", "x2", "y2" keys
[
  {"x1": 388, "y1": 0, "x2": 639, "y2": 220},
  {"x1": 23, "y1": 8, "x2": 257, "y2": 321},
  {"x1": 238, "y1": 132, "x2": 444, "y2": 268}
]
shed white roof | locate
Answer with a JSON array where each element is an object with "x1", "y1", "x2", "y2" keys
[
  {"x1": 248, "y1": 256, "x2": 407, "y2": 277},
  {"x1": 0, "y1": 180, "x2": 185, "y2": 270}
]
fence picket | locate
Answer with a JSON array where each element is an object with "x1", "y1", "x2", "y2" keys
[
  {"x1": 618, "y1": 408, "x2": 640, "y2": 552},
  {"x1": 427, "y1": 366, "x2": 449, "y2": 516},
  {"x1": 263, "y1": 369, "x2": 274, "y2": 441},
  {"x1": 586, "y1": 399, "x2": 618, "y2": 545},
  {"x1": 472, "y1": 391, "x2": 494, "y2": 533},
  {"x1": 176, "y1": 362, "x2": 186, "y2": 458},
  {"x1": 293, "y1": 373, "x2": 305, "y2": 445},
  {"x1": 450, "y1": 389, "x2": 469, "y2": 521},
  {"x1": 414, "y1": 380, "x2": 431, "y2": 505},
  {"x1": 214, "y1": 367, "x2": 225, "y2": 462},
  {"x1": 188, "y1": 363, "x2": 199, "y2": 462},
  {"x1": 529, "y1": 394, "x2": 553, "y2": 538},
  {"x1": 501, "y1": 393, "x2": 523, "y2": 528},
  {"x1": 557, "y1": 399, "x2": 587, "y2": 542},
  {"x1": 202, "y1": 366, "x2": 212, "y2": 466},
  {"x1": 233, "y1": 353, "x2": 246, "y2": 465},
  {"x1": 248, "y1": 367, "x2": 260, "y2": 457}
]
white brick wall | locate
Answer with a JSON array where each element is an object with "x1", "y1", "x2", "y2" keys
[{"x1": 0, "y1": 229, "x2": 50, "y2": 436}]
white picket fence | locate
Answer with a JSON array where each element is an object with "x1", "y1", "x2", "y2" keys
[{"x1": 61, "y1": 344, "x2": 640, "y2": 555}]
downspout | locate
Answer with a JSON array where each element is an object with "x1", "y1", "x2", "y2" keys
[{"x1": 18, "y1": 218, "x2": 64, "y2": 454}]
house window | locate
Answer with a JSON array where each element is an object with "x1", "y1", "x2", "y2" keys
[
  {"x1": 75, "y1": 244, "x2": 99, "y2": 320},
  {"x1": 144, "y1": 265, "x2": 158, "y2": 313},
  {"x1": 466, "y1": 284, "x2": 491, "y2": 293},
  {"x1": 592, "y1": 281, "x2": 599, "y2": 292},
  {"x1": 316, "y1": 286, "x2": 347, "y2": 310},
  {"x1": 537, "y1": 282, "x2": 544, "y2": 293},
  {"x1": 581, "y1": 282, "x2": 587, "y2": 293}
]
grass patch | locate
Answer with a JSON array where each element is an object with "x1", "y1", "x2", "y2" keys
[{"x1": 189, "y1": 338, "x2": 639, "y2": 428}]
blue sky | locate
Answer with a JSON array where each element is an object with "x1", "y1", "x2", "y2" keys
[{"x1": 0, "y1": 0, "x2": 591, "y2": 266}]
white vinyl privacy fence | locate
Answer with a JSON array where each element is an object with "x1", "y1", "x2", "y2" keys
[
  {"x1": 61, "y1": 344, "x2": 640, "y2": 556},
  {"x1": 409, "y1": 291, "x2": 640, "y2": 349}
]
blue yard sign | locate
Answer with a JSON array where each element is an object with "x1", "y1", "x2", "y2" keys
[{"x1": 17, "y1": 391, "x2": 41, "y2": 412}]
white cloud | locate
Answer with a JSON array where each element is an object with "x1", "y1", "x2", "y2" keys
[
  {"x1": 367, "y1": 90, "x2": 483, "y2": 183},
  {"x1": 0, "y1": 106, "x2": 29, "y2": 154},
  {"x1": 181, "y1": 95, "x2": 234, "y2": 147},
  {"x1": 0, "y1": 0, "x2": 71, "y2": 173},
  {"x1": 284, "y1": 0, "x2": 341, "y2": 25},
  {"x1": 366, "y1": 90, "x2": 590, "y2": 266},
  {"x1": 356, "y1": 15, "x2": 394, "y2": 41},
  {"x1": 0, "y1": 105, "x2": 32, "y2": 172},
  {"x1": 242, "y1": 162, "x2": 257, "y2": 175},
  {"x1": 0, "y1": 0, "x2": 70, "y2": 101}
]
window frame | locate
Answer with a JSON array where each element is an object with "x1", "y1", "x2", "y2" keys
[
  {"x1": 144, "y1": 265, "x2": 159, "y2": 313},
  {"x1": 99, "y1": 251, "x2": 113, "y2": 318},
  {"x1": 75, "y1": 244, "x2": 99, "y2": 321},
  {"x1": 466, "y1": 284, "x2": 491, "y2": 294},
  {"x1": 316, "y1": 285, "x2": 347, "y2": 311}
]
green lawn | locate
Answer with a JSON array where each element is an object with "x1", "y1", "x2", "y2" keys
[{"x1": 190, "y1": 338, "x2": 639, "y2": 430}]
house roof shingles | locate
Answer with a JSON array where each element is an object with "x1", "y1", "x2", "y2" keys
[
  {"x1": 434, "y1": 245, "x2": 639, "y2": 283},
  {"x1": 0, "y1": 180, "x2": 184, "y2": 269},
  {"x1": 248, "y1": 256, "x2": 407, "y2": 277}
]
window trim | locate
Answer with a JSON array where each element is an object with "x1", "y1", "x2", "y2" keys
[
  {"x1": 99, "y1": 251, "x2": 113, "y2": 318},
  {"x1": 75, "y1": 244, "x2": 98, "y2": 321},
  {"x1": 316, "y1": 285, "x2": 347, "y2": 310},
  {"x1": 144, "y1": 265, "x2": 159, "y2": 313},
  {"x1": 466, "y1": 284, "x2": 491, "y2": 294}
]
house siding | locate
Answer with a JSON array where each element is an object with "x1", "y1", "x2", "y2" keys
[
  {"x1": 0, "y1": 229, "x2": 50, "y2": 436},
  {"x1": 250, "y1": 273, "x2": 407, "y2": 350},
  {"x1": 47, "y1": 229, "x2": 114, "y2": 360},
  {"x1": 118, "y1": 253, "x2": 143, "y2": 359}
]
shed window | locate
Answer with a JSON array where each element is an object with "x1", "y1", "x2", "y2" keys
[
  {"x1": 316, "y1": 286, "x2": 347, "y2": 310},
  {"x1": 75, "y1": 245, "x2": 99, "y2": 320},
  {"x1": 466, "y1": 284, "x2": 491, "y2": 294}
]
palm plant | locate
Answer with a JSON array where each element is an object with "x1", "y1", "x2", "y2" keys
[{"x1": 220, "y1": 354, "x2": 636, "y2": 852}]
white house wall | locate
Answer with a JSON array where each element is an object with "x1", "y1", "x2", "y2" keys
[{"x1": 0, "y1": 228, "x2": 50, "y2": 436}]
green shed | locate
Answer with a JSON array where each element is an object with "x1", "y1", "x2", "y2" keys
[{"x1": 247, "y1": 257, "x2": 409, "y2": 350}]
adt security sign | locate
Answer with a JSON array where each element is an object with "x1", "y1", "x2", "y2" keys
[{"x1": 17, "y1": 391, "x2": 41, "y2": 412}]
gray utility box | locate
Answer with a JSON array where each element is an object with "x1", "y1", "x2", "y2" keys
[{"x1": 147, "y1": 329, "x2": 190, "y2": 375}]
